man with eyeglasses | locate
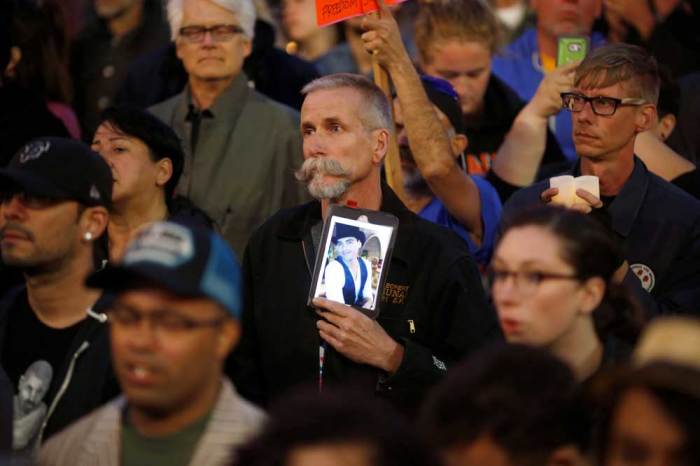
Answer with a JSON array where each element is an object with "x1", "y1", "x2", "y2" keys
[
  {"x1": 0, "y1": 138, "x2": 120, "y2": 454},
  {"x1": 38, "y1": 221, "x2": 265, "y2": 466},
  {"x1": 502, "y1": 43, "x2": 700, "y2": 317},
  {"x1": 491, "y1": 0, "x2": 605, "y2": 161},
  {"x1": 150, "y1": 0, "x2": 308, "y2": 258}
]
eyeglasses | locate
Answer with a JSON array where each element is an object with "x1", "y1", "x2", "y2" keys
[
  {"x1": 178, "y1": 24, "x2": 245, "y2": 43},
  {"x1": 488, "y1": 266, "x2": 579, "y2": 296},
  {"x1": 0, "y1": 191, "x2": 67, "y2": 209},
  {"x1": 560, "y1": 92, "x2": 647, "y2": 116},
  {"x1": 108, "y1": 302, "x2": 225, "y2": 337}
]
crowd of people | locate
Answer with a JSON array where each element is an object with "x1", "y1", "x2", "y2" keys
[{"x1": 1, "y1": 0, "x2": 699, "y2": 465}]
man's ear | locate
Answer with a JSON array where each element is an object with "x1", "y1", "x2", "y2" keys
[
  {"x1": 451, "y1": 134, "x2": 468, "y2": 158},
  {"x1": 372, "y1": 128, "x2": 390, "y2": 165},
  {"x1": 635, "y1": 104, "x2": 657, "y2": 133},
  {"x1": 546, "y1": 445, "x2": 588, "y2": 466},
  {"x1": 217, "y1": 318, "x2": 241, "y2": 359},
  {"x1": 80, "y1": 206, "x2": 109, "y2": 240},
  {"x1": 242, "y1": 36, "x2": 253, "y2": 59},
  {"x1": 175, "y1": 38, "x2": 184, "y2": 61}
]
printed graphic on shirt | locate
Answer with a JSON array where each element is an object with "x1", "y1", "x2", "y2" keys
[
  {"x1": 630, "y1": 263, "x2": 655, "y2": 292},
  {"x1": 432, "y1": 356, "x2": 447, "y2": 371},
  {"x1": 13, "y1": 360, "x2": 53, "y2": 450}
]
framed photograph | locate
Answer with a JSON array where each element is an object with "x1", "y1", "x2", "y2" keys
[{"x1": 308, "y1": 205, "x2": 399, "y2": 319}]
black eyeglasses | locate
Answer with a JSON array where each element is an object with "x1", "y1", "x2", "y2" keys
[
  {"x1": 487, "y1": 266, "x2": 579, "y2": 296},
  {"x1": 178, "y1": 24, "x2": 245, "y2": 43},
  {"x1": 560, "y1": 92, "x2": 647, "y2": 116},
  {"x1": 108, "y1": 302, "x2": 226, "y2": 337}
]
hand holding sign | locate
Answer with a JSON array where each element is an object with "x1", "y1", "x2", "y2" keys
[
  {"x1": 360, "y1": 0, "x2": 411, "y2": 72},
  {"x1": 315, "y1": 0, "x2": 406, "y2": 27}
]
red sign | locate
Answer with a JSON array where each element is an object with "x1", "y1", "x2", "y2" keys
[{"x1": 316, "y1": 0, "x2": 404, "y2": 27}]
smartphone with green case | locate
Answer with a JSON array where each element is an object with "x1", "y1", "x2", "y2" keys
[{"x1": 557, "y1": 36, "x2": 589, "y2": 66}]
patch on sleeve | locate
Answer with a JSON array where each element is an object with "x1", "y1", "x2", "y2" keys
[{"x1": 630, "y1": 263, "x2": 655, "y2": 292}]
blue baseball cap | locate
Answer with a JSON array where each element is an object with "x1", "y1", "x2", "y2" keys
[
  {"x1": 419, "y1": 75, "x2": 465, "y2": 136},
  {"x1": 86, "y1": 221, "x2": 242, "y2": 318}
]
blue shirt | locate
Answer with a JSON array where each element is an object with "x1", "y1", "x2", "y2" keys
[
  {"x1": 491, "y1": 28, "x2": 606, "y2": 161},
  {"x1": 419, "y1": 175, "x2": 502, "y2": 266}
]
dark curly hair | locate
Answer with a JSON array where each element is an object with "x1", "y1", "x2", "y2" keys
[
  {"x1": 420, "y1": 343, "x2": 590, "y2": 466},
  {"x1": 231, "y1": 386, "x2": 442, "y2": 466}
]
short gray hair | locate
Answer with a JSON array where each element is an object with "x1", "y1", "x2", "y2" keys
[
  {"x1": 302, "y1": 73, "x2": 393, "y2": 133},
  {"x1": 167, "y1": 0, "x2": 256, "y2": 41}
]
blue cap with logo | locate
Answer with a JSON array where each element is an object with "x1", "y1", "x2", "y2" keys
[{"x1": 86, "y1": 221, "x2": 242, "y2": 318}]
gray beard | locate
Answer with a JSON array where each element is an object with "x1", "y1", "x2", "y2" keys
[{"x1": 295, "y1": 158, "x2": 351, "y2": 200}]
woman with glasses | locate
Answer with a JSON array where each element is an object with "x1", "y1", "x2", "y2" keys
[{"x1": 490, "y1": 205, "x2": 643, "y2": 382}]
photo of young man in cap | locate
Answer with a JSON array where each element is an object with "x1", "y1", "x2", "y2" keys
[
  {"x1": 323, "y1": 223, "x2": 374, "y2": 309},
  {"x1": 0, "y1": 137, "x2": 118, "y2": 453}
]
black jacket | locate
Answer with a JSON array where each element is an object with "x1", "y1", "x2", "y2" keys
[
  {"x1": 503, "y1": 157, "x2": 700, "y2": 317},
  {"x1": 0, "y1": 287, "x2": 119, "y2": 444},
  {"x1": 229, "y1": 184, "x2": 501, "y2": 415}
]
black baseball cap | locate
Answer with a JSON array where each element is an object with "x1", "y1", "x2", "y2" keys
[
  {"x1": 86, "y1": 221, "x2": 242, "y2": 318},
  {"x1": 0, "y1": 137, "x2": 113, "y2": 207},
  {"x1": 332, "y1": 224, "x2": 366, "y2": 244}
]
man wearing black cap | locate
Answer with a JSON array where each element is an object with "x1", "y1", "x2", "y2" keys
[
  {"x1": 324, "y1": 224, "x2": 373, "y2": 308},
  {"x1": 39, "y1": 221, "x2": 264, "y2": 466},
  {"x1": 0, "y1": 137, "x2": 119, "y2": 452}
]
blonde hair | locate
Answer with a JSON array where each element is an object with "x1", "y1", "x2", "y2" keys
[
  {"x1": 575, "y1": 43, "x2": 660, "y2": 105},
  {"x1": 415, "y1": 0, "x2": 501, "y2": 65}
]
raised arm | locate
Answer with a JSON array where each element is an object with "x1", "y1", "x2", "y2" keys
[
  {"x1": 493, "y1": 63, "x2": 577, "y2": 187},
  {"x1": 361, "y1": 1, "x2": 484, "y2": 244}
]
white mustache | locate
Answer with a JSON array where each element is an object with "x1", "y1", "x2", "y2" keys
[{"x1": 294, "y1": 158, "x2": 350, "y2": 182}]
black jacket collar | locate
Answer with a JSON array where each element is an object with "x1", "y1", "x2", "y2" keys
[
  {"x1": 276, "y1": 182, "x2": 416, "y2": 265},
  {"x1": 572, "y1": 156, "x2": 649, "y2": 238}
]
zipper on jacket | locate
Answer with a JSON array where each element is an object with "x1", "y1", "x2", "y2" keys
[
  {"x1": 408, "y1": 320, "x2": 416, "y2": 334},
  {"x1": 301, "y1": 240, "x2": 312, "y2": 275},
  {"x1": 37, "y1": 340, "x2": 90, "y2": 446}
]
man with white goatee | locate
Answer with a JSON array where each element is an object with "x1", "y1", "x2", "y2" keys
[{"x1": 229, "y1": 73, "x2": 500, "y2": 417}]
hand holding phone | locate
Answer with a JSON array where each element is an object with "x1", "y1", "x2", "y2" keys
[{"x1": 557, "y1": 36, "x2": 589, "y2": 67}]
